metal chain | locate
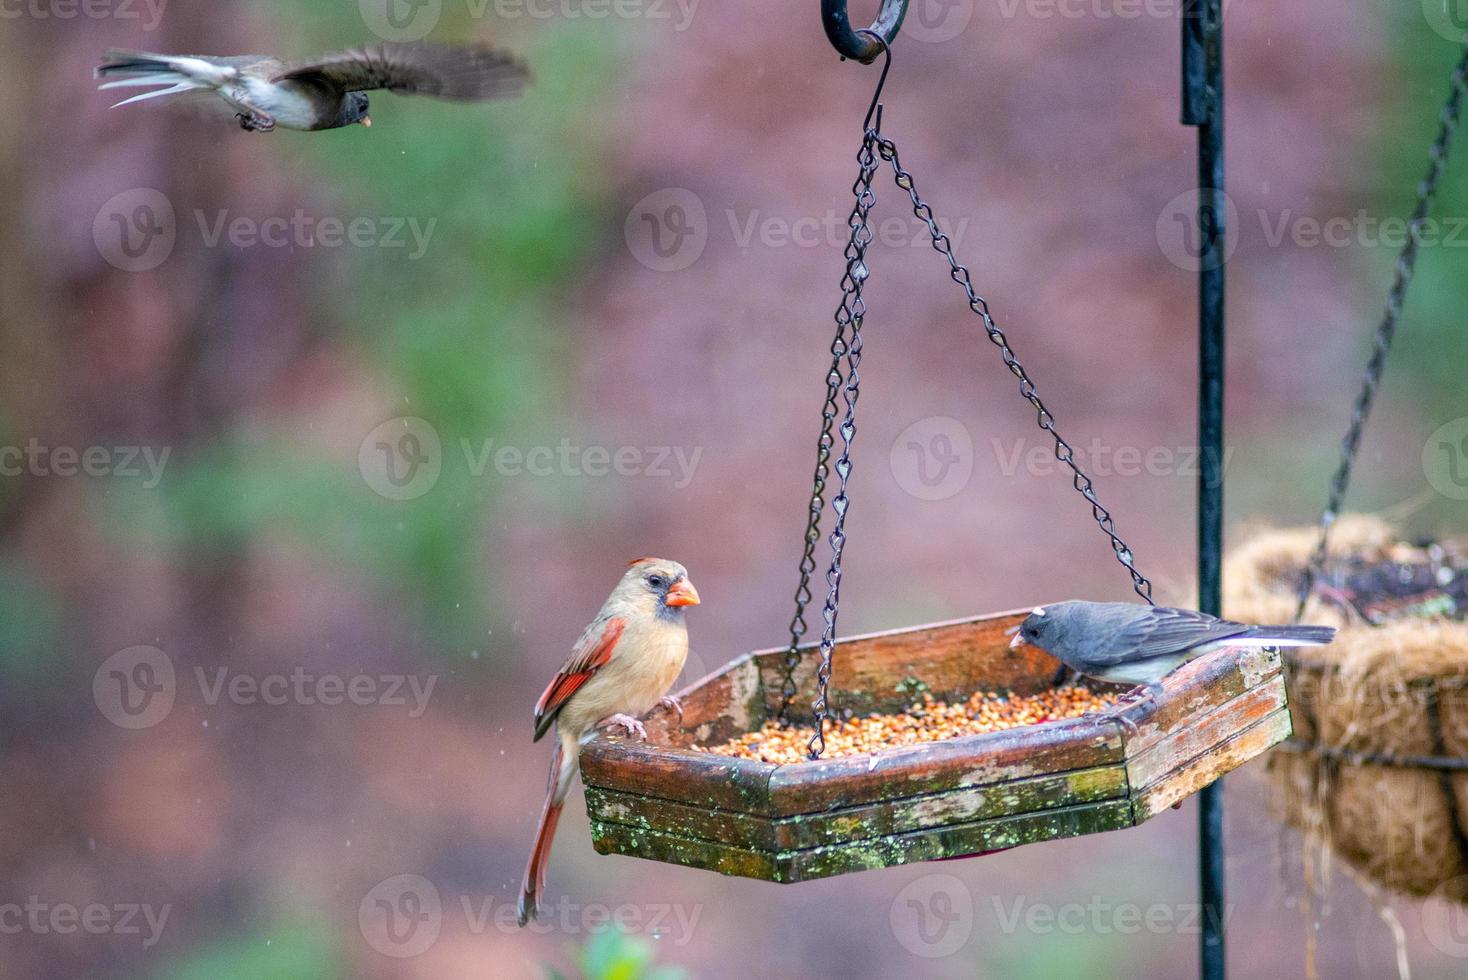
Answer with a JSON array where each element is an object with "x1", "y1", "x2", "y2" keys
[
  {"x1": 777, "y1": 168, "x2": 872, "y2": 726},
  {"x1": 1294, "y1": 43, "x2": 1468, "y2": 622},
  {"x1": 870, "y1": 130, "x2": 1155, "y2": 604},
  {"x1": 806, "y1": 132, "x2": 880, "y2": 758}
]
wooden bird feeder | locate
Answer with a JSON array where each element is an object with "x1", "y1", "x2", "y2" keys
[{"x1": 580, "y1": 608, "x2": 1291, "y2": 883}]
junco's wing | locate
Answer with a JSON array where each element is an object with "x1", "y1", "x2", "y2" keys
[
  {"x1": 1094, "y1": 605, "x2": 1250, "y2": 665},
  {"x1": 272, "y1": 43, "x2": 529, "y2": 101}
]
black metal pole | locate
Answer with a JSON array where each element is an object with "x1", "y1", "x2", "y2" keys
[{"x1": 1182, "y1": 1, "x2": 1225, "y2": 979}]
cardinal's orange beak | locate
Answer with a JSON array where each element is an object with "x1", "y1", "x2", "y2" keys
[
  {"x1": 665, "y1": 579, "x2": 700, "y2": 607},
  {"x1": 360, "y1": 116, "x2": 372, "y2": 127}
]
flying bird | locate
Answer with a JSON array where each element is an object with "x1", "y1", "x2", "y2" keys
[
  {"x1": 1009, "y1": 600, "x2": 1336, "y2": 693},
  {"x1": 518, "y1": 558, "x2": 699, "y2": 927},
  {"x1": 95, "y1": 42, "x2": 529, "y2": 132}
]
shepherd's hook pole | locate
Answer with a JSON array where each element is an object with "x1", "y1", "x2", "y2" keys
[{"x1": 1182, "y1": 1, "x2": 1226, "y2": 978}]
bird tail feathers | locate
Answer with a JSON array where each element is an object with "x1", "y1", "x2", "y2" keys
[
  {"x1": 96, "y1": 50, "x2": 231, "y2": 108},
  {"x1": 517, "y1": 740, "x2": 577, "y2": 926},
  {"x1": 1238, "y1": 624, "x2": 1337, "y2": 647}
]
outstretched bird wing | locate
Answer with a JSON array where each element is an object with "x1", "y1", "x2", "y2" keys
[
  {"x1": 532, "y1": 615, "x2": 626, "y2": 741},
  {"x1": 1097, "y1": 605, "x2": 1250, "y2": 665},
  {"x1": 272, "y1": 43, "x2": 530, "y2": 100}
]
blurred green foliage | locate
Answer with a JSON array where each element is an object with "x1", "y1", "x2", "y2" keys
[
  {"x1": 548, "y1": 930, "x2": 688, "y2": 980},
  {"x1": 156, "y1": 922, "x2": 343, "y2": 980},
  {"x1": 1353, "y1": 12, "x2": 1468, "y2": 528}
]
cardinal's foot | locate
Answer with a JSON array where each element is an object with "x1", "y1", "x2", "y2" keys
[{"x1": 597, "y1": 713, "x2": 647, "y2": 739}]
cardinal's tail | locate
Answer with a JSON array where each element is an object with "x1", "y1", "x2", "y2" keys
[
  {"x1": 518, "y1": 739, "x2": 577, "y2": 926},
  {"x1": 95, "y1": 50, "x2": 227, "y2": 108}
]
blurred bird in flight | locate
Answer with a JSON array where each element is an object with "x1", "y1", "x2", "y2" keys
[{"x1": 96, "y1": 41, "x2": 529, "y2": 132}]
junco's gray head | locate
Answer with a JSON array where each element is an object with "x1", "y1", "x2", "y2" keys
[
  {"x1": 1010, "y1": 604, "x2": 1077, "y2": 656},
  {"x1": 340, "y1": 91, "x2": 370, "y2": 128}
]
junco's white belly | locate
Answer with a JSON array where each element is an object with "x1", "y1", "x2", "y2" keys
[{"x1": 225, "y1": 77, "x2": 321, "y2": 130}]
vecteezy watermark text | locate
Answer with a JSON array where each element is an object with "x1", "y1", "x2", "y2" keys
[
  {"x1": 0, "y1": 440, "x2": 169, "y2": 488},
  {"x1": 358, "y1": 417, "x2": 704, "y2": 501},
  {"x1": 0, "y1": 0, "x2": 165, "y2": 29},
  {"x1": 992, "y1": 437, "x2": 1234, "y2": 482},
  {"x1": 460, "y1": 438, "x2": 701, "y2": 488},
  {"x1": 358, "y1": 874, "x2": 702, "y2": 958},
  {"x1": 0, "y1": 897, "x2": 170, "y2": 948},
  {"x1": 94, "y1": 189, "x2": 439, "y2": 272},
  {"x1": 358, "y1": 0, "x2": 697, "y2": 43},
  {"x1": 93, "y1": 646, "x2": 437, "y2": 729},
  {"x1": 992, "y1": 895, "x2": 1234, "y2": 935}
]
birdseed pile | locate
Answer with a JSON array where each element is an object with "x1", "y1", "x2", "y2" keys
[{"x1": 696, "y1": 685, "x2": 1120, "y2": 765}]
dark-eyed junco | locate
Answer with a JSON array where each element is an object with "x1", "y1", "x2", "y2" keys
[
  {"x1": 1009, "y1": 601, "x2": 1335, "y2": 692},
  {"x1": 96, "y1": 42, "x2": 529, "y2": 132}
]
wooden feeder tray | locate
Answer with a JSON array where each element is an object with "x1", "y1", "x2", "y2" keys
[{"x1": 579, "y1": 608, "x2": 1291, "y2": 883}]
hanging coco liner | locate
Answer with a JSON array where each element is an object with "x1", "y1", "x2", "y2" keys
[{"x1": 1223, "y1": 514, "x2": 1468, "y2": 901}]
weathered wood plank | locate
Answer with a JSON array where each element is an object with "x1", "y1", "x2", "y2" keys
[
  {"x1": 765, "y1": 715, "x2": 1124, "y2": 814},
  {"x1": 587, "y1": 764, "x2": 1130, "y2": 851},
  {"x1": 591, "y1": 798, "x2": 1137, "y2": 883},
  {"x1": 782, "y1": 799, "x2": 1136, "y2": 882},
  {"x1": 586, "y1": 787, "x2": 775, "y2": 847},
  {"x1": 1131, "y1": 707, "x2": 1293, "y2": 820},
  {"x1": 1116, "y1": 645, "x2": 1284, "y2": 753},
  {"x1": 580, "y1": 738, "x2": 778, "y2": 813},
  {"x1": 755, "y1": 608, "x2": 1064, "y2": 717},
  {"x1": 590, "y1": 822, "x2": 779, "y2": 880},
  {"x1": 1125, "y1": 678, "x2": 1288, "y2": 790}
]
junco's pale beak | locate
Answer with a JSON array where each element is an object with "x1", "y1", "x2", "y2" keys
[
  {"x1": 664, "y1": 580, "x2": 700, "y2": 607},
  {"x1": 1007, "y1": 625, "x2": 1027, "y2": 650},
  {"x1": 359, "y1": 116, "x2": 371, "y2": 127}
]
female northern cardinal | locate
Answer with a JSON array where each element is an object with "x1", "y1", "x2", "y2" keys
[{"x1": 517, "y1": 558, "x2": 699, "y2": 926}]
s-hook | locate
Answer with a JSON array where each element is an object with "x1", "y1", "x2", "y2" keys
[{"x1": 822, "y1": 0, "x2": 907, "y2": 64}]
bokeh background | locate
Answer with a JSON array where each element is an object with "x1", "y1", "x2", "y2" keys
[{"x1": 4, "y1": 0, "x2": 1468, "y2": 976}]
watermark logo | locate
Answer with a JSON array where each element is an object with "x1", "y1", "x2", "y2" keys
[
  {"x1": 94, "y1": 188, "x2": 175, "y2": 273},
  {"x1": 95, "y1": 647, "x2": 436, "y2": 727},
  {"x1": 890, "y1": 417, "x2": 974, "y2": 501},
  {"x1": 902, "y1": 0, "x2": 974, "y2": 42},
  {"x1": 96, "y1": 190, "x2": 437, "y2": 271},
  {"x1": 890, "y1": 873, "x2": 974, "y2": 958},
  {"x1": 625, "y1": 188, "x2": 708, "y2": 272},
  {"x1": 360, "y1": 417, "x2": 443, "y2": 501},
  {"x1": 1156, "y1": 188, "x2": 1238, "y2": 272},
  {"x1": 1422, "y1": 875, "x2": 1468, "y2": 957},
  {"x1": 358, "y1": 876, "x2": 702, "y2": 956},
  {"x1": 360, "y1": 874, "x2": 442, "y2": 958},
  {"x1": 93, "y1": 646, "x2": 176, "y2": 730},
  {"x1": 1424, "y1": 0, "x2": 1468, "y2": 42},
  {"x1": 358, "y1": 0, "x2": 441, "y2": 40},
  {"x1": 359, "y1": 425, "x2": 704, "y2": 498},
  {"x1": 1424, "y1": 418, "x2": 1468, "y2": 501}
]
